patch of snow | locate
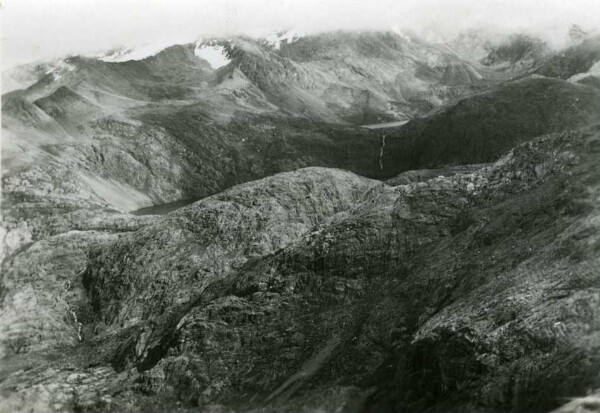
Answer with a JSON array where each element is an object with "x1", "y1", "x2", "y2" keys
[
  {"x1": 360, "y1": 120, "x2": 409, "y2": 130},
  {"x1": 97, "y1": 41, "x2": 175, "y2": 62},
  {"x1": 80, "y1": 174, "x2": 154, "y2": 211},
  {"x1": 264, "y1": 30, "x2": 304, "y2": 50},
  {"x1": 45, "y1": 60, "x2": 75, "y2": 75},
  {"x1": 194, "y1": 41, "x2": 231, "y2": 69},
  {"x1": 45, "y1": 60, "x2": 76, "y2": 81}
]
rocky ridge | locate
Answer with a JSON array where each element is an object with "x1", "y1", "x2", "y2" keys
[
  {"x1": 1, "y1": 29, "x2": 600, "y2": 413},
  {"x1": 1, "y1": 125, "x2": 598, "y2": 412}
]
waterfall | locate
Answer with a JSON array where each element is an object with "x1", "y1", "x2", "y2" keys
[{"x1": 379, "y1": 134, "x2": 386, "y2": 171}]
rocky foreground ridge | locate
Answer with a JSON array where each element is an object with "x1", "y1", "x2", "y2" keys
[{"x1": 1, "y1": 125, "x2": 598, "y2": 412}]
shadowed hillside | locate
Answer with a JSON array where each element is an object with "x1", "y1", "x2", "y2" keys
[{"x1": 381, "y1": 76, "x2": 599, "y2": 174}]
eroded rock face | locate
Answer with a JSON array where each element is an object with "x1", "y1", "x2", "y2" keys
[
  {"x1": 2, "y1": 127, "x2": 596, "y2": 412},
  {"x1": 82, "y1": 168, "x2": 380, "y2": 329},
  {"x1": 0, "y1": 214, "x2": 158, "y2": 358},
  {"x1": 368, "y1": 128, "x2": 600, "y2": 412}
]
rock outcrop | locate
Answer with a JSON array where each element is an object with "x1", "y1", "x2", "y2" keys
[{"x1": 2, "y1": 126, "x2": 597, "y2": 412}]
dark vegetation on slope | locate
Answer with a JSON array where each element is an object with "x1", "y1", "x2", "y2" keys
[
  {"x1": 139, "y1": 75, "x2": 600, "y2": 192},
  {"x1": 380, "y1": 77, "x2": 599, "y2": 176},
  {"x1": 140, "y1": 108, "x2": 384, "y2": 185}
]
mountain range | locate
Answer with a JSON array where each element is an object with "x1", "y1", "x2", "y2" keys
[{"x1": 1, "y1": 28, "x2": 599, "y2": 412}]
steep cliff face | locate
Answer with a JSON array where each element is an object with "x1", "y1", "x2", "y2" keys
[{"x1": 2, "y1": 126, "x2": 596, "y2": 412}]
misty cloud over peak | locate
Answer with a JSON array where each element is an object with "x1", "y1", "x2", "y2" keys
[{"x1": 1, "y1": 0, "x2": 598, "y2": 69}]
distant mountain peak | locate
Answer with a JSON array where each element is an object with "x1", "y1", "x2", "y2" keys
[
  {"x1": 95, "y1": 40, "x2": 182, "y2": 62},
  {"x1": 263, "y1": 30, "x2": 304, "y2": 50},
  {"x1": 44, "y1": 60, "x2": 76, "y2": 80}
]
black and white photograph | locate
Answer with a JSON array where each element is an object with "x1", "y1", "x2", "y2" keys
[{"x1": 1, "y1": 0, "x2": 599, "y2": 411}]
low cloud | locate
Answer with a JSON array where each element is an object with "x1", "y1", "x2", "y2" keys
[{"x1": 2, "y1": 0, "x2": 598, "y2": 68}]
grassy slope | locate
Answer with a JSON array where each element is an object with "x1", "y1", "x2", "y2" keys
[{"x1": 380, "y1": 77, "x2": 599, "y2": 175}]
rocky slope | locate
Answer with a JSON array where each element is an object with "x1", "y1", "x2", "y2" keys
[
  {"x1": 3, "y1": 30, "x2": 475, "y2": 260},
  {"x1": 480, "y1": 34, "x2": 549, "y2": 73},
  {"x1": 1, "y1": 124, "x2": 598, "y2": 412},
  {"x1": 3, "y1": 32, "x2": 598, "y2": 259},
  {"x1": 1, "y1": 29, "x2": 599, "y2": 412}
]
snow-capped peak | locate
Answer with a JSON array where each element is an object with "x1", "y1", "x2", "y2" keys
[
  {"x1": 193, "y1": 40, "x2": 231, "y2": 69},
  {"x1": 45, "y1": 59, "x2": 76, "y2": 80},
  {"x1": 264, "y1": 30, "x2": 304, "y2": 50},
  {"x1": 96, "y1": 41, "x2": 176, "y2": 62}
]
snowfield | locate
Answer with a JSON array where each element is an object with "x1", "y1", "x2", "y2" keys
[
  {"x1": 194, "y1": 41, "x2": 231, "y2": 69},
  {"x1": 97, "y1": 41, "x2": 178, "y2": 62},
  {"x1": 264, "y1": 30, "x2": 304, "y2": 50}
]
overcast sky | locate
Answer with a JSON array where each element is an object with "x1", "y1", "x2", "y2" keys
[{"x1": 1, "y1": 0, "x2": 599, "y2": 68}]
